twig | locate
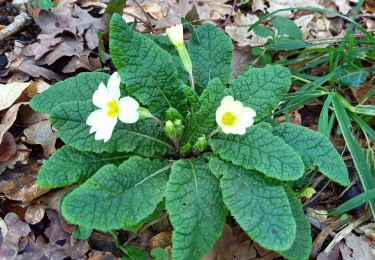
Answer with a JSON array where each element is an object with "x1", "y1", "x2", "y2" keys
[
  {"x1": 0, "y1": 4, "x2": 32, "y2": 41},
  {"x1": 131, "y1": 0, "x2": 155, "y2": 33},
  {"x1": 324, "y1": 211, "x2": 371, "y2": 254},
  {"x1": 222, "y1": 0, "x2": 237, "y2": 26}
]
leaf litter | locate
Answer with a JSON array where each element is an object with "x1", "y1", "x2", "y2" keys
[{"x1": 0, "y1": 0, "x2": 375, "y2": 259}]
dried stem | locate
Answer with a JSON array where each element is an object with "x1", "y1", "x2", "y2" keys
[{"x1": 132, "y1": 0, "x2": 155, "y2": 33}]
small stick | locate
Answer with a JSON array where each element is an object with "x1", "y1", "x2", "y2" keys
[
  {"x1": 222, "y1": 0, "x2": 237, "y2": 26},
  {"x1": 0, "y1": 10, "x2": 32, "y2": 41},
  {"x1": 132, "y1": 0, "x2": 155, "y2": 33}
]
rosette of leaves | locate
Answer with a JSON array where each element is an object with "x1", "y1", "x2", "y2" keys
[{"x1": 30, "y1": 14, "x2": 349, "y2": 260}]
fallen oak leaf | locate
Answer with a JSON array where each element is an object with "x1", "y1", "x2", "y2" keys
[
  {"x1": 0, "y1": 102, "x2": 28, "y2": 142},
  {"x1": 0, "y1": 82, "x2": 33, "y2": 110},
  {"x1": 24, "y1": 120, "x2": 57, "y2": 158},
  {"x1": 0, "y1": 213, "x2": 31, "y2": 259},
  {"x1": 0, "y1": 132, "x2": 17, "y2": 163}
]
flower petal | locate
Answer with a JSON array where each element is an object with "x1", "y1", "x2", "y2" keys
[
  {"x1": 107, "y1": 72, "x2": 121, "y2": 100},
  {"x1": 221, "y1": 96, "x2": 234, "y2": 107},
  {"x1": 118, "y1": 96, "x2": 140, "y2": 124},
  {"x1": 93, "y1": 82, "x2": 112, "y2": 109},
  {"x1": 166, "y1": 24, "x2": 183, "y2": 47},
  {"x1": 86, "y1": 109, "x2": 107, "y2": 127},
  {"x1": 237, "y1": 107, "x2": 256, "y2": 128},
  {"x1": 94, "y1": 117, "x2": 117, "y2": 142}
]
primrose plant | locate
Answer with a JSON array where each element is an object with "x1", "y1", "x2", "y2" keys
[{"x1": 31, "y1": 14, "x2": 349, "y2": 260}]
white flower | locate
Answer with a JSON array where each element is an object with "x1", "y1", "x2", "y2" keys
[
  {"x1": 86, "y1": 72, "x2": 139, "y2": 142},
  {"x1": 166, "y1": 24, "x2": 184, "y2": 48},
  {"x1": 216, "y1": 96, "x2": 256, "y2": 135}
]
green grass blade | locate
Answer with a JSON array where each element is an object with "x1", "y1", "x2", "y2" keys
[
  {"x1": 329, "y1": 188, "x2": 375, "y2": 216},
  {"x1": 249, "y1": 7, "x2": 374, "y2": 42},
  {"x1": 332, "y1": 94, "x2": 375, "y2": 217},
  {"x1": 349, "y1": 112, "x2": 375, "y2": 141}
]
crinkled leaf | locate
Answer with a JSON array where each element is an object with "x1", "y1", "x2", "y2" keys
[
  {"x1": 209, "y1": 125, "x2": 304, "y2": 181},
  {"x1": 109, "y1": 14, "x2": 187, "y2": 117},
  {"x1": 188, "y1": 23, "x2": 233, "y2": 89},
  {"x1": 37, "y1": 146, "x2": 130, "y2": 188},
  {"x1": 226, "y1": 65, "x2": 291, "y2": 121},
  {"x1": 278, "y1": 187, "x2": 312, "y2": 260},
  {"x1": 183, "y1": 78, "x2": 225, "y2": 144},
  {"x1": 166, "y1": 158, "x2": 226, "y2": 260},
  {"x1": 30, "y1": 72, "x2": 110, "y2": 114},
  {"x1": 61, "y1": 157, "x2": 171, "y2": 231},
  {"x1": 50, "y1": 100, "x2": 174, "y2": 156},
  {"x1": 208, "y1": 157, "x2": 296, "y2": 251},
  {"x1": 274, "y1": 123, "x2": 349, "y2": 186},
  {"x1": 182, "y1": 84, "x2": 200, "y2": 112}
]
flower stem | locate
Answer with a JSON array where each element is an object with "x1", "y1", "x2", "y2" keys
[
  {"x1": 172, "y1": 138, "x2": 181, "y2": 152},
  {"x1": 189, "y1": 71, "x2": 195, "y2": 91},
  {"x1": 207, "y1": 128, "x2": 219, "y2": 139}
]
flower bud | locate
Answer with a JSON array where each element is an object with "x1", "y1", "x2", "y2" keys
[
  {"x1": 137, "y1": 107, "x2": 153, "y2": 120},
  {"x1": 166, "y1": 107, "x2": 183, "y2": 121},
  {"x1": 166, "y1": 24, "x2": 193, "y2": 74},
  {"x1": 164, "y1": 119, "x2": 184, "y2": 140},
  {"x1": 192, "y1": 136, "x2": 207, "y2": 152},
  {"x1": 180, "y1": 143, "x2": 192, "y2": 156}
]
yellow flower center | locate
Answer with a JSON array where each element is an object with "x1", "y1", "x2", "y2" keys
[
  {"x1": 107, "y1": 99, "x2": 120, "y2": 118},
  {"x1": 221, "y1": 112, "x2": 236, "y2": 126}
]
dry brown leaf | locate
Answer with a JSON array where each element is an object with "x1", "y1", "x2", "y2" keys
[
  {"x1": 0, "y1": 143, "x2": 31, "y2": 175},
  {"x1": 339, "y1": 233, "x2": 375, "y2": 260},
  {"x1": 62, "y1": 50, "x2": 102, "y2": 73},
  {"x1": 143, "y1": 2, "x2": 166, "y2": 20},
  {"x1": 24, "y1": 204, "x2": 46, "y2": 225},
  {"x1": 22, "y1": 35, "x2": 64, "y2": 60},
  {"x1": 252, "y1": 0, "x2": 266, "y2": 12},
  {"x1": 225, "y1": 11, "x2": 269, "y2": 47},
  {"x1": 0, "y1": 132, "x2": 17, "y2": 163},
  {"x1": 359, "y1": 223, "x2": 375, "y2": 241},
  {"x1": 0, "y1": 81, "x2": 32, "y2": 110},
  {"x1": 265, "y1": 0, "x2": 324, "y2": 17},
  {"x1": 0, "y1": 102, "x2": 28, "y2": 142},
  {"x1": 149, "y1": 231, "x2": 172, "y2": 249},
  {"x1": 0, "y1": 213, "x2": 31, "y2": 259},
  {"x1": 24, "y1": 120, "x2": 57, "y2": 157},
  {"x1": 43, "y1": 39, "x2": 84, "y2": 65}
]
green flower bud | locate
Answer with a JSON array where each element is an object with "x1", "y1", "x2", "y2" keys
[
  {"x1": 166, "y1": 107, "x2": 183, "y2": 121},
  {"x1": 164, "y1": 120, "x2": 175, "y2": 139},
  {"x1": 192, "y1": 136, "x2": 207, "y2": 152},
  {"x1": 137, "y1": 107, "x2": 153, "y2": 119},
  {"x1": 164, "y1": 119, "x2": 184, "y2": 140},
  {"x1": 180, "y1": 143, "x2": 192, "y2": 156}
]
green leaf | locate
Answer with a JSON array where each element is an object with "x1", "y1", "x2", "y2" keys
[
  {"x1": 30, "y1": 72, "x2": 110, "y2": 114},
  {"x1": 124, "y1": 246, "x2": 148, "y2": 260},
  {"x1": 335, "y1": 65, "x2": 368, "y2": 88},
  {"x1": 50, "y1": 100, "x2": 174, "y2": 156},
  {"x1": 105, "y1": 0, "x2": 127, "y2": 15},
  {"x1": 109, "y1": 14, "x2": 187, "y2": 117},
  {"x1": 31, "y1": 0, "x2": 56, "y2": 10},
  {"x1": 166, "y1": 158, "x2": 226, "y2": 260},
  {"x1": 329, "y1": 188, "x2": 375, "y2": 216},
  {"x1": 61, "y1": 157, "x2": 171, "y2": 231},
  {"x1": 274, "y1": 123, "x2": 350, "y2": 186},
  {"x1": 332, "y1": 94, "x2": 375, "y2": 217},
  {"x1": 253, "y1": 25, "x2": 275, "y2": 38},
  {"x1": 183, "y1": 78, "x2": 225, "y2": 144},
  {"x1": 209, "y1": 158, "x2": 296, "y2": 251},
  {"x1": 37, "y1": 146, "x2": 130, "y2": 188},
  {"x1": 226, "y1": 66, "x2": 291, "y2": 121},
  {"x1": 271, "y1": 16, "x2": 302, "y2": 40},
  {"x1": 182, "y1": 84, "x2": 200, "y2": 112},
  {"x1": 209, "y1": 125, "x2": 305, "y2": 181},
  {"x1": 267, "y1": 37, "x2": 309, "y2": 51},
  {"x1": 278, "y1": 187, "x2": 312, "y2": 260},
  {"x1": 188, "y1": 23, "x2": 233, "y2": 89},
  {"x1": 151, "y1": 248, "x2": 169, "y2": 260}
]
